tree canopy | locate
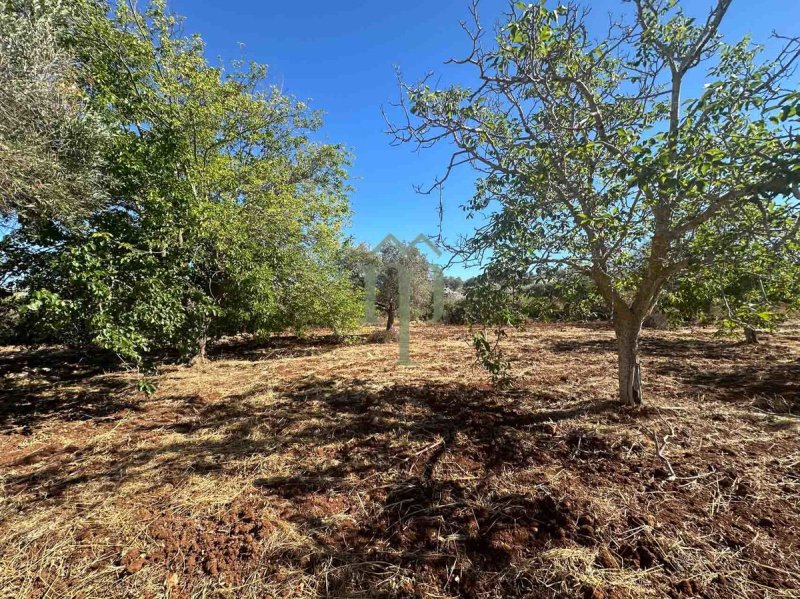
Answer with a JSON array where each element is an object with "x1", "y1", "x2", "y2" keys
[
  {"x1": 0, "y1": 0, "x2": 106, "y2": 221},
  {"x1": 0, "y1": 0, "x2": 362, "y2": 364}
]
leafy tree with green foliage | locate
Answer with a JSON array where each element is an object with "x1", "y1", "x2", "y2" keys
[
  {"x1": 373, "y1": 242, "x2": 434, "y2": 330},
  {"x1": 522, "y1": 269, "x2": 611, "y2": 322},
  {"x1": 1, "y1": 0, "x2": 361, "y2": 362},
  {"x1": 390, "y1": 0, "x2": 800, "y2": 405},
  {"x1": 0, "y1": 0, "x2": 106, "y2": 221},
  {"x1": 443, "y1": 275, "x2": 465, "y2": 292},
  {"x1": 660, "y1": 233, "x2": 800, "y2": 338}
]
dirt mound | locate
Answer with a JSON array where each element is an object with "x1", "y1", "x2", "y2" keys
[
  {"x1": 378, "y1": 481, "x2": 595, "y2": 583},
  {"x1": 123, "y1": 499, "x2": 275, "y2": 584}
]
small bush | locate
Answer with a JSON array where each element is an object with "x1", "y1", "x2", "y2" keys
[
  {"x1": 643, "y1": 311, "x2": 669, "y2": 330},
  {"x1": 471, "y1": 328, "x2": 514, "y2": 388},
  {"x1": 441, "y1": 297, "x2": 467, "y2": 324}
]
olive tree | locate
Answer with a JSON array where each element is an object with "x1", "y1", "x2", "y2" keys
[
  {"x1": 0, "y1": 0, "x2": 106, "y2": 221},
  {"x1": 389, "y1": 0, "x2": 800, "y2": 405},
  {"x1": 374, "y1": 242, "x2": 434, "y2": 330}
]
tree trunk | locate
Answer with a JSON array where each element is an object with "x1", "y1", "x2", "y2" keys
[
  {"x1": 385, "y1": 307, "x2": 395, "y2": 331},
  {"x1": 194, "y1": 318, "x2": 209, "y2": 364},
  {"x1": 197, "y1": 333, "x2": 207, "y2": 363},
  {"x1": 615, "y1": 315, "x2": 643, "y2": 406}
]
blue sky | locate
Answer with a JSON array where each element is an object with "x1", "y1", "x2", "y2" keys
[{"x1": 165, "y1": 0, "x2": 798, "y2": 277}]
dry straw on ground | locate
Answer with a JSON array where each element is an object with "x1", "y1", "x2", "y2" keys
[{"x1": 1, "y1": 322, "x2": 798, "y2": 598}]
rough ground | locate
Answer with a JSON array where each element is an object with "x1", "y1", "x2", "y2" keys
[{"x1": 0, "y1": 322, "x2": 798, "y2": 599}]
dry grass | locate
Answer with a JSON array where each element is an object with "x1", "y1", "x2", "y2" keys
[{"x1": 0, "y1": 322, "x2": 798, "y2": 598}]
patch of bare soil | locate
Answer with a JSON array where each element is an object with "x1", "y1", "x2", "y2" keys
[{"x1": 1, "y1": 323, "x2": 798, "y2": 598}]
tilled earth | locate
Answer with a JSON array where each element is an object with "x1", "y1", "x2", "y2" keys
[{"x1": 1, "y1": 322, "x2": 798, "y2": 598}]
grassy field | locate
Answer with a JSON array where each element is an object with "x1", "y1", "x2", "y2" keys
[{"x1": 1, "y1": 322, "x2": 798, "y2": 598}]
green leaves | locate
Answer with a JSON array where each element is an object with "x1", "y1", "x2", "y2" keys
[
  {"x1": 137, "y1": 376, "x2": 157, "y2": 398},
  {"x1": 471, "y1": 329, "x2": 513, "y2": 388},
  {"x1": 0, "y1": 0, "x2": 107, "y2": 221},
  {"x1": 2, "y1": 0, "x2": 362, "y2": 363},
  {"x1": 770, "y1": 102, "x2": 800, "y2": 124}
]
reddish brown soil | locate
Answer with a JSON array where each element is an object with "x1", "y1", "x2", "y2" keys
[{"x1": 0, "y1": 322, "x2": 798, "y2": 598}]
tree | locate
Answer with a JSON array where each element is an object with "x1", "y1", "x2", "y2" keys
[
  {"x1": 660, "y1": 231, "x2": 800, "y2": 338},
  {"x1": 1, "y1": 0, "x2": 361, "y2": 362},
  {"x1": 373, "y1": 242, "x2": 434, "y2": 330},
  {"x1": 521, "y1": 269, "x2": 611, "y2": 322},
  {"x1": 443, "y1": 275, "x2": 465, "y2": 292},
  {"x1": 389, "y1": 0, "x2": 800, "y2": 405},
  {"x1": 0, "y1": 0, "x2": 106, "y2": 221}
]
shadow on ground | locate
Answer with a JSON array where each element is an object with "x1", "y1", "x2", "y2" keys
[
  {"x1": 0, "y1": 346, "x2": 135, "y2": 431},
  {"x1": 0, "y1": 333, "x2": 368, "y2": 431},
  {"x1": 2, "y1": 330, "x2": 799, "y2": 596},
  {"x1": 550, "y1": 335, "x2": 799, "y2": 411},
  {"x1": 5, "y1": 371, "x2": 638, "y2": 595},
  {"x1": 209, "y1": 333, "x2": 367, "y2": 362}
]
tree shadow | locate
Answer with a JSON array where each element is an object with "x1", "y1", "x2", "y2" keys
[
  {"x1": 550, "y1": 334, "x2": 798, "y2": 412},
  {"x1": 549, "y1": 335, "x2": 746, "y2": 358},
  {"x1": 642, "y1": 336, "x2": 749, "y2": 360},
  {"x1": 208, "y1": 333, "x2": 366, "y2": 362},
  {"x1": 0, "y1": 332, "x2": 367, "y2": 432},
  {"x1": 3, "y1": 376, "x2": 621, "y2": 503},
  {"x1": 0, "y1": 346, "x2": 137, "y2": 431},
  {"x1": 4, "y1": 329, "x2": 799, "y2": 595},
  {"x1": 658, "y1": 359, "x2": 800, "y2": 413},
  {"x1": 549, "y1": 338, "x2": 616, "y2": 354},
  {"x1": 249, "y1": 379, "x2": 617, "y2": 596},
  {"x1": 5, "y1": 366, "x2": 795, "y2": 595}
]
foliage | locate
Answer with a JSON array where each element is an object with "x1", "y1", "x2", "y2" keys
[
  {"x1": 471, "y1": 328, "x2": 513, "y2": 388},
  {"x1": 390, "y1": 0, "x2": 800, "y2": 404},
  {"x1": 136, "y1": 374, "x2": 157, "y2": 398},
  {"x1": 520, "y1": 271, "x2": 610, "y2": 322},
  {"x1": 459, "y1": 270, "x2": 525, "y2": 387},
  {"x1": 0, "y1": 0, "x2": 106, "y2": 221},
  {"x1": 441, "y1": 295, "x2": 467, "y2": 324},
  {"x1": 0, "y1": 0, "x2": 361, "y2": 362},
  {"x1": 461, "y1": 270, "x2": 527, "y2": 328},
  {"x1": 443, "y1": 275, "x2": 465, "y2": 292},
  {"x1": 663, "y1": 235, "x2": 800, "y2": 335},
  {"x1": 368, "y1": 241, "x2": 435, "y2": 329}
]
